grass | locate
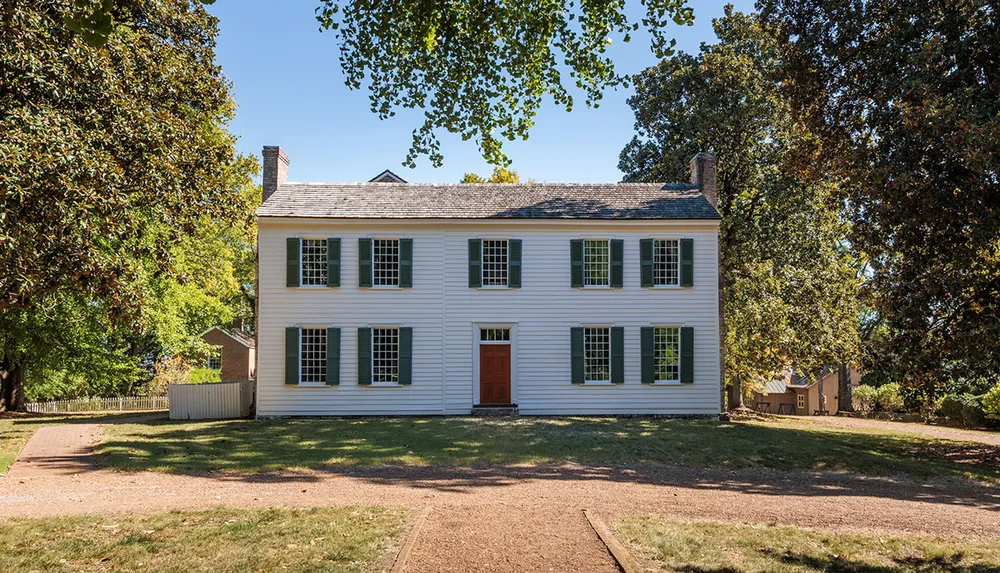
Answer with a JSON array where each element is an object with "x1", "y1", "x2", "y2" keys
[
  {"x1": 615, "y1": 516, "x2": 1000, "y2": 572},
  {"x1": 0, "y1": 412, "x2": 159, "y2": 474},
  {"x1": 92, "y1": 415, "x2": 1000, "y2": 482},
  {"x1": 0, "y1": 506, "x2": 407, "y2": 573}
]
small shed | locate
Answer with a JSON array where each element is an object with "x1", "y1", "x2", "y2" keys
[{"x1": 200, "y1": 324, "x2": 255, "y2": 381}]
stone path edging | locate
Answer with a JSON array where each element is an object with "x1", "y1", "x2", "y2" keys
[
  {"x1": 585, "y1": 509, "x2": 643, "y2": 573},
  {"x1": 391, "y1": 505, "x2": 432, "y2": 573}
]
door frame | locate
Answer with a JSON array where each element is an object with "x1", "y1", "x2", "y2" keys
[{"x1": 472, "y1": 322, "x2": 518, "y2": 406}]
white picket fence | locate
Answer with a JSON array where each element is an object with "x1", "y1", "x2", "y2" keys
[{"x1": 25, "y1": 396, "x2": 169, "y2": 414}]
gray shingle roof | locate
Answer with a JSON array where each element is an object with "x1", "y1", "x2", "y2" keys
[{"x1": 256, "y1": 182, "x2": 720, "y2": 220}]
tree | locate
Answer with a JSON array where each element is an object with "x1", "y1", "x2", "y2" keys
[
  {"x1": 461, "y1": 167, "x2": 522, "y2": 184},
  {"x1": 759, "y1": 0, "x2": 1000, "y2": 396},
  {"x1": 619, "y1": 7, "x2": 860, "y2": 408},
  {"x1": 0, "y1": 0, "x2": 248, "y2": 409}
]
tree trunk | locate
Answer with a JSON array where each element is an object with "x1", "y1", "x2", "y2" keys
[
  {"x1": 0, "y1": 361, "x2": 25, "y2": 412},
  {"x1": 817, "y1": 368, "x2": 825, "y2": 415},
  {"x1": 728, "y1": 373, "x2": 745, "y2": 410},
  {"x1": 838, "y1": 363, "x2": 853, "y2": 412}
]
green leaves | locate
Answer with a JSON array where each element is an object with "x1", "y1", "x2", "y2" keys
[
  {"x1": 315, "y1": 0, "x2": 694, "y2": 167},
  {"x1": 761, "y1": 0, "x2": 1000, "y2": 391},
  {"x1": 619, "y1": 8, "x2": 860, "y2": 397}
]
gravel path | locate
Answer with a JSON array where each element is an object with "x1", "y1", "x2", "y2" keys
[
  {"x1": 2, "y1": 465, "x2": 998, "y2": 539},
  {"x1": 801, "y1": 416, "x2": 1000, "y2": 446}
]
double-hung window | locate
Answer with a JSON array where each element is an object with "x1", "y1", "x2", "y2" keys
[
  {"x1": 653, "y1": 240, "x2": 680, "y2": 286},
  {"x1": 299, "y1": 328, "x2": 328, "y2": 383},
  {"x1": 300, "y1": 239, "x2": 328, "y2": 286},
  {"x1": 583, "y1": 327, "x2": 611, "y2": 382},
  {"x1": 373, "y1": 239, "x2": 400, "y2": 286},
  {"x1": 372, "y1": 328, "x2": 400, "y2": 383},
  {"x1": 653, "y1": 327, "x2": 680, "y2": 382},
  {"x1": 583, "y1": 240, "x2": 610, "y2": 286},
  {"x1": 481, "y1": 240, "x2": 509, "y2": 286}
]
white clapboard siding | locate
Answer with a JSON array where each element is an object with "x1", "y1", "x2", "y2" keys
[
  {"x1": 257, "y1": 219, "x2": 721, "y2": 416},
  {"x1": 168, "y1": 381, "x2": 254, "y2": 420}
]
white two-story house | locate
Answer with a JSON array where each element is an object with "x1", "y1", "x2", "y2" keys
[{"x1": 254, "y1": 146, "x2": 722, "y2": 416}]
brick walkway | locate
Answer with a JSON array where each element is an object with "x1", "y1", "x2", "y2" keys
[{"x1": 6, "y1": 424, "x2": 102, "y2": 478}]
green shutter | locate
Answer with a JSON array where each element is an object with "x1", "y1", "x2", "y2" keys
[
  {"x1": 357, "y1": 327, "x2": 372, "y2": 385},
  {"x1": 326, "y1": 327, "x2": 340, "y2": 385},
  {"x1": 610, "y1": 326, "x2": 624, "y2": 384},
  {"x1": 508, "y1": 239, "x2": 522, "y2": 288},
  {"x1": 286, "y1": 238, "x2": 300, "y2": 287},
  {"x1": 327, "y1": 238, "x2": 341, "y2": 287},
  {"x1": 680, "y1": 326, "x2": 694, "y2": 383},
  {"x1": 468, "y1": 239, "x2": 482, "y2": 288},
  {"x1": 570, "y1": 239, "x2": 584, "y2": 288},
  {"x1": 610, "y1": 239, "x2": 624, "y2": 288},
  {"x1": 358, "y1": 238, "x2": 372, "y2": 287},
  {"x1": 399, "y1": 238, "x2": 413, "y2": 288},
  {"x1": 640, "y1": 327, "x2": 655, "y2": 383},
  {"x1": 570, "y1": 327, "x2": 584, "y2": 384},
  {"x1": 284, "y1": 326, "x2": 299, "y2": 385},
  {"x1": 680, "y1": 238, "x2": 694, "y2": 287},
  {"x1": 399, "y1": 327, "x2": 413, "y2": 384},
  {"x1": 640, "y1": 239, "x2": 654, "y2": 287}
]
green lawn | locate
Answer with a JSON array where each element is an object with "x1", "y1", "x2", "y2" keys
[
  {"x1": 95, "y1": 416, "x2": 1000, "y2": 482},
  {"x1": 0, "y1": 412, "x2": 160, "y2": 474},
  {"x1": 615, "y1": 516, "x2": 1000, "y2": 572},
  {"x1": 0, "y1": 506, "x2": 406, "y2": 573}
]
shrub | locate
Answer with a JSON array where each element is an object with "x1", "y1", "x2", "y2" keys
[
  {"x1": 189, "y1": 368, "x2": 222, "y2": 384},
  {"x1": 852, "y1": 385, "x2": 878, "y2": 415},
  {"x1": 984, "y1": 383, "x2": 1000, "y2": 421},
  {"x1": 875, "y1": 383, "x2": 905, "y2": 413},
  {"x1": 937, "y1": 393, "x2": 987, "y2": 427}
]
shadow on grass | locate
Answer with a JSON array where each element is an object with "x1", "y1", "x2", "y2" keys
[
  {"x1": 756, "y1": 548, "x2": 1000, "y2": 573},
  {"x1": 84, "y1": 416, "x2": 1000, "y2": 510}
]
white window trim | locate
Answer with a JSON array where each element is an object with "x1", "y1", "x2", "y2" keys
[
  {"x1": 296, "y1": 323, "x2": 332, "y2": 387},
  {"x1": 651, "y1": 237, "x2": 683, "y2": 289},
  {"x1": 581, "y1": 238, "x2": 612, "y2": 289},
  {"x1": 367, "y1": 323, "x2": 404, "y2": 387},
  {"x1": 652, "y1": 324, "x2": 683, "y2": 385},
  {"x1": 580, "y1": 323, "x2": 614, "y2": 385},
  {"x1": 369, "y1": 237, "x2": 403, "y2": 289},
  {"x1": 472, "y1": 322, "x2": 518, "y2": 405},
  {"x1": 298, "y1": 237, "x2": 330, "y2": 289},
  {"x1": 478, "y1": 237, "x2": 511, "y2": 290}
]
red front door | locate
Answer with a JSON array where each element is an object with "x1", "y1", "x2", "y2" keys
[{"x1": 480, "y1": 344, "x2": 511, "y2": 405}]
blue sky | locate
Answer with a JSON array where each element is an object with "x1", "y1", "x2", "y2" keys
[{"x1": 207, "y1": 0, "x2": 753, "y2": 184}]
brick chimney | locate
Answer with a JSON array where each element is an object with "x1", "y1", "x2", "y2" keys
[
  {"x1": 690, "y1": 152, "x2": 718, "y2": 210},
  {"x1": 262, "y1": 146, "x2": 289, "y2": 203}
]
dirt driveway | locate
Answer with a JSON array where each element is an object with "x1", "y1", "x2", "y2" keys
[
  {"x1": 800, "y1": 415, "x2": 1000, "y2": 447},
  {"x1": 3, "y1": 419, "x2": 1000, "y2": 571}
]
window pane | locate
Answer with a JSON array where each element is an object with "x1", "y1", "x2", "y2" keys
[
  {"x1": 480, "y1": 328, "x2": 510, "y2": 341},
  {"x1": 372, "y1": 328, "x2": 400, "y2": 383},
  {"x1": 583, "y1": 240, "x2": 610, "y2": 286},
  {"x1": 481, "y1": 240, "x2": 509, "y2": 286},
  {"x1": 300, "y1": 328, "x2": 328, "y2": 383},
  {"x1": 373, "y1": 239, "x2": 400, "y2": 286},
  {"x1": 207, "y1": 356, "x2": 221, "y2": 370},
  {"x1": 654, "y1": 327, "x2": 680, "y2": 381},
  {"x1": 654, "y1": 240, "x2": 679, "y2": 286},
  {"x1": 583, "y1": 327, "x2": 611, "y2": 381},
  {"x1": 301, "y1": 239, "x2": 328, "y2": 286}
]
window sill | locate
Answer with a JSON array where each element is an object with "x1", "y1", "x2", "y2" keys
[
  {"x1": 297, "y1": 285, "x2": 330, "y2": 289},
  {"x1": 367, "y1": 382, "x2": 403, "y2": 387},
  {"x1": 648, "y1": 284, "x2": 682, "y2": 289},
  {"x1": 651, "y1": 380, "x2": 684, "y2": 385},
  {"x1": 477, "y1": 285, "x2": 512, "y2": 290},
  {"x1": 294, "y1": 382, "x2": 334, "y2": 388}
]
